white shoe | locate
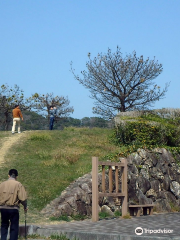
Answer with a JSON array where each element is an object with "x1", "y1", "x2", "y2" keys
[
  {"x1": 18, "y1": 132, "x2": 21, "y2": 133},
  {"x1": 12, "y1": 132, "x2": 15, "y2": 134}
]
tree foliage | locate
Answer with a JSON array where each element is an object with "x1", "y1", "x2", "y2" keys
[
  {"x1": 0, "y1": 84, "x2": 31, "y2": 130},
  {"x1": 71, "y1": 47, "x2": 169, "y2": 119},
  {"x1": 30, "y1": 92, "x2": 74, "y2": 121}
]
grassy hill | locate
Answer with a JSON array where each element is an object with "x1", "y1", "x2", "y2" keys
[
  {"x1": 1, "y1": 110, "x2": 180, "y2": 224},
  {"x1": 0, "y1": 128, "x2": 120, "y2": 224}
]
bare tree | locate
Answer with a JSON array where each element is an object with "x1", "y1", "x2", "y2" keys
[
  {"x1": 30, "y1": 92, "x2": 74, "y2": 122},
  {"x1": 0, "y1": 84, "x2": 31, "y2": 130},
  {"x1": 71, "y1": 47, "x2": 169, "y2": 119}
]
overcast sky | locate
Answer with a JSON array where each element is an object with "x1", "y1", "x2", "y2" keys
[{"x1": 0, "y1": 0, "x2": 180, "y2": 119}]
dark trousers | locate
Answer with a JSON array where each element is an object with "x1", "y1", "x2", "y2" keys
[
  {"x1": 49, "y1": 117, "x2": 54, "y2": 130},
  {"x1": 1, "y1": 209, "x2": 19, "y2": 240}
]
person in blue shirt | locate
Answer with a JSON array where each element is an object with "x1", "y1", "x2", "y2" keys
[{"x1": 49, "y1": 106, "x2": 57, "y2": 130}]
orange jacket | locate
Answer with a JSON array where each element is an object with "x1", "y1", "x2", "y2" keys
[{"x1": 12, "y1": 108, "x2": 23, "y2": 119}]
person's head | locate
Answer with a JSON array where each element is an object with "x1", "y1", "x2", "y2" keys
[
  {"x1": 14, "y1": 104, "x2": 19, "y2": 109},
  {"x1": 9, "y1": 169, "x2": 18, "y2": 179},
  {"x1": 50, "y1": 105, "x2": 53, "y2": 109}
]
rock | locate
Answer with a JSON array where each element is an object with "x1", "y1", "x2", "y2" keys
[
  {"x1": 128, "y1": 164, "x2": 138, "y2": 175},
  {"x1": 170, "y1": 181, "x2": 180, "y2": 199},
  {"x1": 140, "y1": 168, "x2": 149, "y2": 179},
  {"x1": 136, "y1": 189, "x2": 153, "y2": 204},
  {"x1": 150, "y1": 153, "x2": 158, "y2": 166},
  {"x1": 101, "y1": 205, "x2": 114, "y2": 216},
  {"x1": 144, "y1": 157, "x2": 153, "y2": 168},
  {"x1": 137, "y1": 149, "x2": 147, "y2": 160},
  {"x1": 127, "y1": 153, "x2": 141, "y2": 165},
  {"x1": 146, "y1": 189, "x2": 157, "y2": 198},
  {"x1": 57, "y1": 203, "x2": 73, "y2": 216},
  {"x1": 149, "y1": 167, "x2": 164, "y2": 181},
  {"x1": 150, "y1": 180, "x2": 161, "y2": 193},
  {"x1": 161, "y1": 149, "x2": 175, "y2": 164},
  {"x1": 164, "y1": 191, "x2": 177, "y2": 205},
  {"x1": 155, "y1": 199, "x2": 171, "y2": 212},
  {"x1": 163, "y1": 175, "x2": 171, "y2": 191},
  {"x1": 136, "y1": 176, "x2": 151, "y2": 194}
]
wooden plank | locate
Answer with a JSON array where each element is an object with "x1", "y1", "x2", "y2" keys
[
  {"x1": 92, "y1": 157, "x2": 99, "y2": 222},
  {"x1": 129, "y1": 205, "x2": 154, "y2": 208},
  {"x1": 115, "y1": 166, "x2": 119, "y2": 193},
  {"x1": 109, "y1": 166, "x2": 113, "y2": 193},
  {"x1": 121, "y1": 158, "x2": 127, "y2": 217},
  {"x1": 99, "y1": 161, "x2": 124, "y2": 167},
  {"x1": 99, "y1": 192, "x2": 125, "y2": 197},
  {"x1": 102, "y1": 165, "x2": 105, "y2": 193}
]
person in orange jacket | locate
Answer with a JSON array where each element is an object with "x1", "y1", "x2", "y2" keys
[{"x1": 12, "y1": 104, "x2": 23, "y2": 134}]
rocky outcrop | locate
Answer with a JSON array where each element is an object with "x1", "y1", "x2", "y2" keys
[{"x1": 41, "y1": 148, "x2": 180, "y2": 217}]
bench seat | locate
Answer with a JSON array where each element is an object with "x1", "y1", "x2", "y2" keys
[{"x1": 129, "y1": 204, "x2": 154, "y2": 217}]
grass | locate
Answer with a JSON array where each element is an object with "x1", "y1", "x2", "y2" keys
[
  {"x1": 0, "y1": 131, "x2": 10, "y2": 148},
  {"x1": 122, "y1": 213, "x2": 131, "y2": 219},
  {"x1": 99, "y1": 211, "x2": 111, "y2": 219},
  {"x1": 0, "y1": 127, "x2": 120, "y2": 224}
]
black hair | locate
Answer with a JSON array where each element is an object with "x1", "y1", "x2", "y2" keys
[
  {"x1": 14, "y1": 104, "x2": 19, "y2": 108},
  {"x1": 9, "y1": 169, "x2": 18, "y2": 178}
]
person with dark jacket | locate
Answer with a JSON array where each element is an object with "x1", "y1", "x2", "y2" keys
[
  {"x1": 49, "y1": 106, "x2": 57, "y2": 130},
  {"x1": 0, "y1": 169, "x2": 27, "y2": 240}
]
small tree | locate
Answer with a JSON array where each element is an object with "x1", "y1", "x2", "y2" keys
[
  {"x1": 71, "y1": 47, "x2": 169, "y2": 119},
  {"x1": 30, "y1": 93, "x2": 74, "y2": 123},
  {"x1": 0, "y1": 84, "x2": 31, "y2": 130}
]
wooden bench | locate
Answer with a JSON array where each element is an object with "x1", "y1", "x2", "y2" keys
[{"x1": 129, "y1": 204, "x2": 154, "y2": 217}]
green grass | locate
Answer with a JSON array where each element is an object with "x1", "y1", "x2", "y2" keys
[
  {"x1": 0, "y1": 127, "x2": 120, "y2": 224},
  {"x1": 1, "y1": 116, "x2": 180, "y2": 225},
  {"x1": 99, "y1": 211, "x2": 111, "y2": 219},
  {"x1": 0, "y1": 131, "x2": 10, "y2": 148}
]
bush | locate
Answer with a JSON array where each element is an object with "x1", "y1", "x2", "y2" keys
[
  {"x1": 99, "y1": 211, "x2": 111, "y2": 219},
  {"x1": 114, "y1": 210, "x2": 122, "y2": 217},
  {"x1": 112, "y1": 121, "x2": 180, "y2": 147}
]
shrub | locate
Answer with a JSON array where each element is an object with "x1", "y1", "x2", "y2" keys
[
  {"x1": 112, "y1": 121, "x2": 180, "y2": 147},
  {"x1": 99, "y1": 211, "x2": 111, "y2": 219},
  {"x1": 114, "y1": 210, "x2": 122, "y2": 217}
]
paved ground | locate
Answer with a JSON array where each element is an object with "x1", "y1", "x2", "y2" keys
[{"x1": 20, "y1": 212, "x2": 180, "y2": 240}]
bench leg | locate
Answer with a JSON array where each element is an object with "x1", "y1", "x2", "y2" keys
[
  {"x1": 143, "y1": 207, "x2": 148, "y2": 215},
  {"x1": 136, "y1": 207, "x2": 141, "y2": 217},
  {"x1": 149, "y1": 207, "x2": 153, "y2": 215},
  {"x1": 129, "y1": 208, "x2": 134, "y2": 216}
]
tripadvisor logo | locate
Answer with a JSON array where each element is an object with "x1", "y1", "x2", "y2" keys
[{"x1": 135, "y1": 227, "x2": 143, "y2": 235}]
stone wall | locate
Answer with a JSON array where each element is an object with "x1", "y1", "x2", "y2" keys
[{"x1": 41, "y1": 148, "x2": 180, "y2": 217}]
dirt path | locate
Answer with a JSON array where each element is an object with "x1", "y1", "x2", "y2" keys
[{"x1": 0, "y1": 133, "x2": 25, "y2": 164}]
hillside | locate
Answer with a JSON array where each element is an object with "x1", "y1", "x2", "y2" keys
[
  {"x1": 1, "y1": 110, "x2": 180, "y2": 224},
  {"x1": 0, "y1": 128, "x2": 120, "y2": 224}
]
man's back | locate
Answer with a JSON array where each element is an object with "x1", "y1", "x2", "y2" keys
[
  {"x1": 12, "y1": 108, "x2": 23, "y2": 118},
  {"x1": 0, "y1": 178, "x2": 26, "y2": 208},
  {"x1": 0, "y1": 169, "x2": 28, "y2": 240}
]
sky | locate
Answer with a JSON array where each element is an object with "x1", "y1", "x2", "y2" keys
[{"x1": 0, "y1": 0, "x2": 180, "y2": 119}]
